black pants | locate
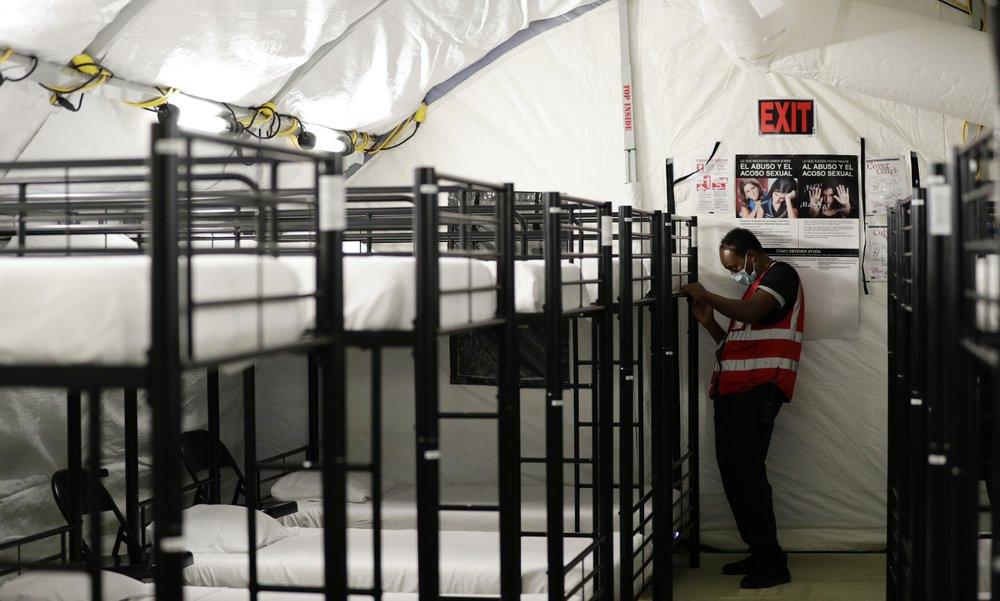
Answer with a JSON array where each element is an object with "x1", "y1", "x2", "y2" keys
[{"x1": 713, "y1": 384, "x2": 784, "y2": 566}]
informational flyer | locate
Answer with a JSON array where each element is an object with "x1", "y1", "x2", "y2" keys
[
  {"x1": 864, "y1": 224, "x2": 888, "y2": 282},
  {"x1": 864, "y1": 156, "x2": 909, "y2": 215},
  {"x1": 692, "y1": 157, "x2": 730, "y2": 214},
  {"x1": 734, "y1": 154, "x2": 861, "y2": 339}
]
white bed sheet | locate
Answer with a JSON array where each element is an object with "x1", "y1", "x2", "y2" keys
[
  {"x1": 183, "y1": 527, "x2": 596, "y2": 595},
  {"x1": 0, "y1": 255, "x2": 308, "y2": 365},
  {"x1": 280, "y1": 484, "x2": 679, "y2": 533},
  {"x1": 280, "y1": 255, "x2": 497, "y2": 331}
]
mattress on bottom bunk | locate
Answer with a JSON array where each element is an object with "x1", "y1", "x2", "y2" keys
[
  {"x1": 0, "y1": 255, "x2": 309, "y2": 365},
  {"x1": 280, "y1": 255, "x2": 497, "y2": 330},
  {"x1": 277, "y1": 482, "x2": 680, "y2": 532},
  {"x1": 183, "y1": 527, "x2": 597, "y2": 595},
  {"x1": 0, "y1": 570, "x2": 550, "y2": 601}
]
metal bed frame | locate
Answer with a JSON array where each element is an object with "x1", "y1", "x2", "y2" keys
[{"x1": 0, "y1": 120, "x2": 344, "y2": 601}]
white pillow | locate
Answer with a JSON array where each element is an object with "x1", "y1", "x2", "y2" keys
[
  {"x1": 7, "y1": 234, "x2": 138, "y2": 250},
  {"x1": 270, "y1": 471, "x2": 369, "y2": 503},
  {"x1": 147, "y1": 504, "x2": 298, "y2": 554},
  {"x1": 0, "y1": 569, "x2": 150, "y2": 601}
]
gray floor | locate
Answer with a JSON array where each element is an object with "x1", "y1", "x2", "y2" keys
[{"x1": 643, "y1": 553, "x2": 886, "y2": 601}]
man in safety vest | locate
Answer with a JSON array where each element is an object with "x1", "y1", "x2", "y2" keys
[{"x1": 680, "y1": 227, "x2": 803, "y2": 590}]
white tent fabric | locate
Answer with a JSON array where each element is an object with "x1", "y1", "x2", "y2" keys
[{"x1": 0, "y1": 0, "x2": 993, "y2": 554}]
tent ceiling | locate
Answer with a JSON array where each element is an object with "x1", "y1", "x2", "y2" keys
[{"x1": 0, "y1": 0, "x2": 594, "y2": 134}]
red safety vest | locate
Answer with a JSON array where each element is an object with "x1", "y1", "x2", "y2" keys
[{"x1": 711, "y1": 262, "x2": 805, "y2": 400}]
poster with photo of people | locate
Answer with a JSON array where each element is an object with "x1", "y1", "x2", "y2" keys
[
  {"x1": 734, "y1": 155, "x2": 859, "y2": 219},
  {"x1": 735, "y1": 154, "x2": 861, "y2": 339}
]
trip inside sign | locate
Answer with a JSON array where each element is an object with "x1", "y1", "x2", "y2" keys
[{"x1": 758, "y1": 99, "x2": 815, "y2": 136}]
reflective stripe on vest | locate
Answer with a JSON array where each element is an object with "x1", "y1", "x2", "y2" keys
[{"x1": 713, "y1": 262, "x2": 804, "y2": 399}]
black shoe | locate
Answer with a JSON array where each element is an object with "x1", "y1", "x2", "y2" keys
[
  {"x1": 721, "y1": 555, "x2": 755, "y2": 576},
  {"x1": 740, "y1": 565, "x2": 791, "y2": 589}
]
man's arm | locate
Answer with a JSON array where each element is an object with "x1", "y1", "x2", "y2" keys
[
  {"x1": 682, "y1": 283, "x2": 779, "y2": 324},
  {"x1": 703, "y1": 318, "x2": 727, "y2": 344}
]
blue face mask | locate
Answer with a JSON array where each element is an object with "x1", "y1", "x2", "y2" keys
[{"x1": 731, "y1": 256, "x2": 756, "y2": 287}]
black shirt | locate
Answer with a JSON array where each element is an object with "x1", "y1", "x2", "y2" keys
[{"x1": 754, "y1": 262, "x2": 800, "y2": 326}]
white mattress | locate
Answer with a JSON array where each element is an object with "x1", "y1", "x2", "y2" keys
[
  {"x1": 280, "y1": 255, "x2": 497, "y2": 330},
  {"x1": 183, "y1": 527, "x2": 597, "y2": 595},
  {"x1": 279, "y1": 484, "x2": 678, "y2": 533},
  {"x1": 577, "y1": 257, "x2": 686, "y2": 303},
  {"x1": 0, "y1": 256, "x2": 309, "y2": 365},
  {"x1": 184, "y1": 588, "x2": 546, "y2": 601},
  {"x1": 482, "y1": 260, "x2": 588, "y2": 313},
  {"x1": 976, "y1": 255, "x2": 999, "y2": 333}
]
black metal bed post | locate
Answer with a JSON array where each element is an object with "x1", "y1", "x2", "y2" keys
[
  {"x1": 597, "y1": 201, "x2": 616, "y2": 601},
  {"x1": 941, "y1": 153, "x2": 961, "y2": 601},
  {"x1": 686, "y1": 217, "x2": 700, "y2": 568},
  {"x1": 307, "y1": 354, "x2": 320, "y2": 463},
  {"x1": 318, "y1": 155, "x2": 348, "y2": 601},
  {"x1": 66, "y1": 389, "x2": 83, "y2": 561},
  {"x1": 909, "y1": 189, "x2": 928, "y2": 601},
  {"x1": 124, "y1": 387, "x2": 143, "y2": 563},
  {"x1": 923, "y1": 163, "x2": 949, "y2": 601},
  {"x1": 414, "y1": 166, "x2": 441, "y2": 600},
  {"x1": 207, "y1": 369, "x2": 222, "y2": 503},
  {"x1": 244, "y1": 366, "x2": 259, "y2": 601},
  {"x1": 497, "y1": 182, "x2": 522, "y2": 601},
  {"x1": 886, "y1": 205, "x2": 898, "y2": 601},
  {"x1": 543, "y1": 191, "x2": 565, "y2": 601},
  {"x1": 618, "y1": 206, "x2": 635, "y2": 601},
  {"x1": 149, "y1": 119, "x2": 185, "y2": 601},
  {"x1": 86, "y1": 389, "x2": 103, "y2": 601},
  {"x1": 949, "y1": 143, "x2": 976, "y2": 601},
  {"x1": 649, "y1": 210, "x2": 669, "y2": 601}
]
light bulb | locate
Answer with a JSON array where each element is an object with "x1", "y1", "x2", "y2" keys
[
  {"x1": 170, "y1": 94, "x2": 233, "y2": 134},
  {"x1": 311, "y1": 127, "x2": 350, "y2": 154}
]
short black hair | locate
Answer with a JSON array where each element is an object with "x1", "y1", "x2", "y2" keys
[{"x1": 719, "y1": 228, "x2": 763, "y2": 255}]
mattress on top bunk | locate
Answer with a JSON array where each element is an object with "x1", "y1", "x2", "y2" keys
[
  {"x1": 579, "y1": 258, "x2": 674, "y2": 304},
  {"x1": 0, "y1": 255, "x2": 308, "y2": 366},
  {"x1": 280, "y1": 255, "x2": 497, "y2": 331},
  {"x1": 276, "y1": 480, "x2": 679, "y2": 532},
  {"x1": 481, "y1": 260, "x2": 588, "y2": 313},
  {"x1": 182, "y1": 527, "x2": 597, "y2": 595}
]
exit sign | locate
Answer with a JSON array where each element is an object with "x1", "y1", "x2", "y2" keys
[{"x1": 758, "y1": 99, "x2": 815, "y2": 136}]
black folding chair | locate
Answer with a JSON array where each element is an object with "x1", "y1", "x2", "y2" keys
[
  {"x1": 179, "y1": 429, "x2": 296, "y2": 518},
  {"x1": 51, "y1": 468, "x2": 136, "y2": 566}
]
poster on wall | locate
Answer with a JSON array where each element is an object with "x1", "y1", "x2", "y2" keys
[
  {"x1": 692, "y1": 157, "x2": 730, "y2": 213},
  {"x1": 864, "y1": 156, "x2": 909, "y2": 215},
  {"x1": 864, "y1": 223, "x2": 888, "y2": 281},
  {"x1": 734, "y1": 154, "x2": 861, "y2": 339}
]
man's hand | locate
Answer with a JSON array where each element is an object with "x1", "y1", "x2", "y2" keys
[
  {"x1": 691, "y1": 299, "x2": 714, "y2": 326},
  {"x1": 681, "y1": 282, "x2": 708, "y2": 303}
]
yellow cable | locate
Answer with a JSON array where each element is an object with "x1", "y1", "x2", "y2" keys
[
  {"x1": 238, "y1": 101, "x2": 278, "y2": 130},
  {"x1": 0, "y1": 48, "x2": 13, "y2": 64},
  {"x1": 276, "y1": 116, "x2": 300, "y2": 138},
  {"x1": 44, "y1": 53, "x2": 112, "y2": 107},
  {"x1": 124, "y1": 87, "x2": 176, "y2": 109}
]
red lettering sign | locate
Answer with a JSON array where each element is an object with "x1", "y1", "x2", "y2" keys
[{"x1": 758, "y1": 99, "x2": 815, "y2": 135}]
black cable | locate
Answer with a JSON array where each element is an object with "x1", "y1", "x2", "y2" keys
[{"x1": 0, "y1": 55, "x2": 38, "y2": 88}]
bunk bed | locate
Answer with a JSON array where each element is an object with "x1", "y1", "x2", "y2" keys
[
  {"x1": 0, "y1": 121, "x2": 345, "y2": 600},
  {"x1": 946, "y1": 130, "x2": 999, "y2": 601}
]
